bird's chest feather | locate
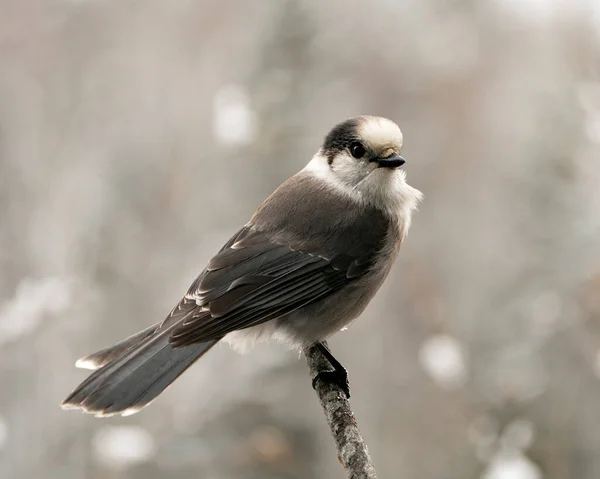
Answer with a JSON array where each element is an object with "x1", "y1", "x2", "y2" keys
[{"x1": 221, "y1": 173, "x2": 407, "y2": 351}]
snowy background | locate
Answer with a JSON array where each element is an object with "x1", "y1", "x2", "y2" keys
[{"x1": 2, "y1": 1, "x2": 600, "y2": 478}]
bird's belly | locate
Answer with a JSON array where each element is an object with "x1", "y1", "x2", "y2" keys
[{"x1": 277, "y1": 276, "x2": 383, "y2": 346}]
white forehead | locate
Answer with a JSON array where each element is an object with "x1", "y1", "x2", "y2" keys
[{"x1": 358, "y1": 116, "x2": 403, "y2": 151}]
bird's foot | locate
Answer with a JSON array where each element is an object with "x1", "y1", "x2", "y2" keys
[
  {"x1": 312, "y1": 368, "x2": 350, "y2": 399},
  {"x1": 311, "y1": 342, "x2": 351, "y2": 399}
]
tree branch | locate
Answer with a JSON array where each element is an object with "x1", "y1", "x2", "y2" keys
[{"x1": 303, "y1": 342, "x2": 379, "y2": 479}]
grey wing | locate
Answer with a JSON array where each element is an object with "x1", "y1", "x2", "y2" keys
[{"x1": 169, "y1": 226, "x2": 375, "y2": 347}]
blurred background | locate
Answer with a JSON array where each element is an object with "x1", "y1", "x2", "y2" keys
[{"x1": 1, "y1": 0, "x2": 600, "y2": 478}]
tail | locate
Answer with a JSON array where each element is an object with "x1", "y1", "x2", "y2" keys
[
  {"x1": 73, "y1": 324, "x2": 161, "y2": 371},
  {"x1": 61, "y1": 324, "x2": 219, "y2": 417}
]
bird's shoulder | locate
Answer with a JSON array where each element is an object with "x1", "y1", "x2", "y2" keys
[
  {"x1": 249, "y1": 171, "x2": 397, "y2": 258},
  {"x1": 167, "y1": 173, "x2": 401, "y2": 345},
  {"x1": 181, "y1": 173, "x2": 397, "y2": 305}
]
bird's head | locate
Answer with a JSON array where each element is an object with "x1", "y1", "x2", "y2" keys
[{"x1": 306, "y1": 116, "x2": 422, "y2": 216}]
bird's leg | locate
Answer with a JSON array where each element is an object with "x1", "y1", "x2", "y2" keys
[{"x1": 311, "y1": 342, "x2": 351, "y2": 399}]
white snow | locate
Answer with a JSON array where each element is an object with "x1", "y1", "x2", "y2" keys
[
  {"x1": 0, "y1": 277, "x2": 72, "y2": 345},
  {"x1": 418, "y1": 334, "x2": 468, "y2": 389},
  {"x1": 501, "y1": 419, "x2": 535, "y2": 451},
  {"x1": 482, "y1": 450, "x2": 542, "y2": 479},
  {"x1": 0, "y1": 414, "x2": 7, "y2": 450},
  {"x1": 212, "y1": 84, "x2": 256, "y2": 147},
  {"x1": 93, "y1": 425, "x2": 156, "y2": 468}
]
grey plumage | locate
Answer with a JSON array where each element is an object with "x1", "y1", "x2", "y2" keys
[
  {"x1": 63, "y1": 298, "x2": 219, "y2": 416},
  {"x1": 63, "y1": 337, "x2": 217, "y2": 417},
  {"x1": 61, "y1": 115, "x2": 422, "y2": 416},
  {"x1": 74, "y1": 324, "x2": 159, "y2": 370},
  {"x1": 170, "y1": 174, "x2": 394, "y2": 346}
]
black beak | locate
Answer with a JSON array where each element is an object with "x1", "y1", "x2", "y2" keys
[{"x1": 375, "y1": 154, "x2": 405, "y2": 168}]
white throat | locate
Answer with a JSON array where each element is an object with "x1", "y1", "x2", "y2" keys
[{"x1": 302, "y1": 153, "x2": 423, "y2": 224}]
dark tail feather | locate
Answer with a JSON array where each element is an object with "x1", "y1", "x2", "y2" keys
[
  {"x1": 61, "y1": 329, "x2": 219, "y2": 417},
  {"x1": 74, "y1": 324, "x2": 160, "y2": 371}
]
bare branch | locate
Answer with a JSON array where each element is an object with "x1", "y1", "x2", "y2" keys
[{"x1": 304, "y1": 342, "x2": 378, "y2": 479}]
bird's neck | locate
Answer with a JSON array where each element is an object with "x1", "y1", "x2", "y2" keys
[{"x1": 302, "y1": 154, "x2": 422, "y2": 228}]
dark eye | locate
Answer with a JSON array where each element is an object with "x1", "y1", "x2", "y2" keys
[{"x1": 350, "y1": 142, "x2": 366, "y2": 159}]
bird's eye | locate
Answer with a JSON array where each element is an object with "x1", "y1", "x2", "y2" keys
[{"x1": 350, "y1": 142, "x2": 366, "y2": 159}]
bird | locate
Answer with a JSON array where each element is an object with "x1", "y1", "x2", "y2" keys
[{"x1": 61, "y1": 115, "x2": 423, "y2": 417}]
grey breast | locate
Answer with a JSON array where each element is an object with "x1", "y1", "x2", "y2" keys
[
  {"x1": 169, "y1": 172, "x2": 400, "y2": 347},
  {"x1": 252, "y1": 173, "x2": 400, "y2": 342},
  {"x1": 252, "y1": 173, "x2": 395, "y2": 259}
]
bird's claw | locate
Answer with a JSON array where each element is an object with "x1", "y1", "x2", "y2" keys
[{"x1": 312, "y1": 369, "x2": 351, "y2": 399}]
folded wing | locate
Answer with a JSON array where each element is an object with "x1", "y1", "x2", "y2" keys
[{"x1": 169, "y1": 226, "x2": 376, "y2": 347}]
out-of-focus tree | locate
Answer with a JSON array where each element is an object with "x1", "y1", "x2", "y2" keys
[{"x1": 1, "y1": 1, "x2": 600, "y2": 478}]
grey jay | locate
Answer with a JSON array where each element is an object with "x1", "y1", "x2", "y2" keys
[{"x1": 61, "y1": 115, "x2": 422, "y2": 417}]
